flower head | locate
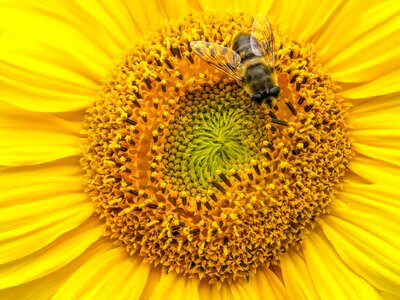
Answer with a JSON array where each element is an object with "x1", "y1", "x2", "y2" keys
[{"x1": 81, "y1": 12, "x2": 353, "y2": 283}]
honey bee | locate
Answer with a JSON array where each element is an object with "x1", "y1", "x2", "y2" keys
[{"x1": 190, "y1": 15, "x2": 280, "y2": 105}]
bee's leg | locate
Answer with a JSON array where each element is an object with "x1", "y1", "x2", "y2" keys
[{"x1": 265, "y1": 96, "x2": 277, "y2": 108}]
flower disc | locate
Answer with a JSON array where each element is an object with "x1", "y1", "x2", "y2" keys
[{"x1": 81, "y1": 13, "x2": 353, "y2": 283}]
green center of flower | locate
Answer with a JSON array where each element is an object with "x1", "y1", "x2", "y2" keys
[
  {"x1": 80, "y1": 12, "x2": 353, "y2": 283},
  {"x1": 164, "y1": 87, "x2": 265, "y2": 189}
]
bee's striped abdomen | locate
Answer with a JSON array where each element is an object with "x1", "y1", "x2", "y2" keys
[{"x1": 232, "y1": 34, "x2": 263, "y2": 62}]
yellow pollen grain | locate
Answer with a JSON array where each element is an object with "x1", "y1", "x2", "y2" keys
[{"x1": 80, "y1": 12, "x2": 353, "y2": 284}]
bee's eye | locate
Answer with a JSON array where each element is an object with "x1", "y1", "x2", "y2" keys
[
  {"x1": 251, "y1": 93, "x2": 262, "y2": 103},
  {"x1": 270, "y1": 86, "x2": 280, "y2": 97}
]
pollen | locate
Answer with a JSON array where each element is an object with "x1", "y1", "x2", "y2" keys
[{"x1": 80, "y1": 12, "x2": 353, "y2": 283}]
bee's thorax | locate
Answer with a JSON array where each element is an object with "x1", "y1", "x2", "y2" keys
[{"x1": 243, "y1": 62, "x2": 275, "y2": 95}]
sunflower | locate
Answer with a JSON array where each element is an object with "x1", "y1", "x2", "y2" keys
[{"x1": 1, "y1": 0, "x2": 399, "y2": 299}]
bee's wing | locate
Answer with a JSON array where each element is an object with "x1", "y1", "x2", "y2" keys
[
  {"x1": 190, "y1": 41, "x2": 243, "y2": 83},
  {"x1": 250, "y1": 15, "x2": 275, "y2": 68}
]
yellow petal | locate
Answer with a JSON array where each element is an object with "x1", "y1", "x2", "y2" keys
[
  {"x1": 344, "y1": 69, "x2": 400, "y2": 99},
  {"x1": 0, "y1": 103, "x2": 81, "y2": 135},
  {"x1": 149, "y1": 272, "x2": 200, "y2": 300},
  {"x1": 0, "y1": 160, "x2": 82, "y2": 192},
  {"x1": 89, "y1": 256, "x2": 150, "y2": 300},
  {"x1": 220, "y1": 282, "x2": 235, "y2": 300},
  {"x1": 342, "y1": 182, "x2": 400, "y2": 220},
  {"x1": 157, "y1": 0, "x2": 189, "y2": 20},
  {"x1": 351, "y1": 109, "x2": 400, "y2": 131},
  {"x1": 186, "y1": 278, "x2": 203, "y2": 300},
  {"x1": 52, "y1": 246, "x2": 149, "y2": 299},
  {"x1": 255, "y1": 268, "x2": 289, "y2": 300},
  {"x1": 199, "y1": 268, "x2": 288, "y2": 300},
  {"x1": 351, "y1": 110, "x2": 400, "y2": 152},
  {"x1": 193, "y1": 0, "x2": 272, "y2": 17},
  {"x1": 232, "y1": 1, "x2": 267, "y2": 15},
  {"x1": 303, "y1": 229, "x2": 382, "y2": 300},
  {"x1": 296, "y1": 0, "x2": 343, "y2": 41},
  {"x1": 354, "y1": 142, "x2": 400, "y2": 167},
  {"x1": 325, "y1": 3, "x2": 400, "y2": 82},
  {"x1": 350, "y1": 93, "x2": 400, "y2": 117},
  {"x1": 0, "y1": 193, "x2": 92, "y2": 264},
  {"x1": 349, "y1": 156, "x2": 400, "y2": 186},
  {"x1": 97, "y1": 257, "x2": 151, "y2": 299},
  {"x1": 0, "y1": 218, "x2": 104, "y2": 289},
  {"x1": 0, "y1": 2, "x2": 120, "y2": 112},
  {"x1": 0, "y1": 48, "x2": 98, "y2": 112},
  {"x1": 0, "y1": 162, "x2": 90, "y2": 265},
  {"x1": 198, "y1": 280, "x2": 222, "y2": 300},
  {"x1": 352, "y1": 129, "x2": 400, "y2": 150},
  {"x1": 60, "y1": 1, "x2": 136, "y2": 49},
  {"x1": 0, "y1": 239, "x2": 108, "y2": 299},
  {"x1": 122, "y1": 0, "x2": 169, "y2": 34},
  {"x1": 313, "y1": 1, "x2": 377, "y2": 59},
  {"x1": 380, "y1": 291, "x2": 400, "y2": 300},
  {"x1": 321, "y1": 212, "x2": 400, "y2": 296},
  {"x1": 0, "y1": 2, "x2": 122, "y2": 60},
  {"x1": 353, "y1": 110, "x2": 400, "y2": 165},
  {"x1": 228, "y1": 280, "x2": 260, "y2": 300},
  {"x1": 331, "y1": 45, "x2": 399, "y2": 83},
  {"x1": 281, "y1": 251, "x2": 319, "y2": 300},
  {"x1": 270, "y1": 0, "x2": 327, "y2": 39},
  {"x1": 0, "y1": 107, "x2": 81, "y2": 165},
  {"x1": 331, "y1": 199, "x2": 400, "y2": 248},
  {"x1": 98, "y1": 0, "x2": 148, "y2": 38},
  {"x1": 0, "y1": 133, "x2": 79, "y2": 166}
]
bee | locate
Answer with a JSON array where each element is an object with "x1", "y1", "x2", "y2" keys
[{"x1": 190, "y1": 15, "x2": 280, "y2": 105}]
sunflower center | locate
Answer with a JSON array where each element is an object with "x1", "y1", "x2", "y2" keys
[
  {"x1": 164, "y1": 87, "x2": 265, "y2": 189},
  {"x1": 80, "y1": 12, "x2": 353, "y2": 283}
]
